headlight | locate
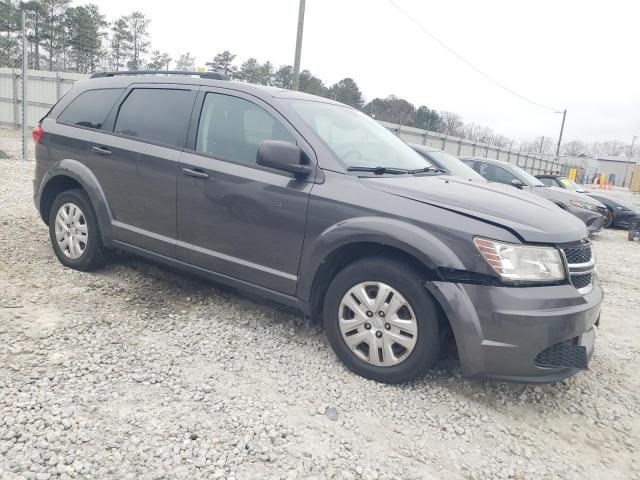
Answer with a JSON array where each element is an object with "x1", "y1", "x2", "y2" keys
[
  {"x1": 570, "y1": 199, "x2": 599, "y2": 211},
  {"x1": 474, "y1": 238, "x2": 566, "y2": 282}
]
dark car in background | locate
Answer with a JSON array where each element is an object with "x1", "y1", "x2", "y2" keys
[
  {"x1": 585, "y1": 194, "x2": 640, "y2": 229},
  {"x1": 410, "y1": 144, "x2": 486, "y2": 181},
  {"x1": 536, "y1": 174, "x2": 640, "y2": 228},
  {"x1": 461, "y1": 157, "x2": 607, "y2": 233},
  {"x1": 537, "y1": 174, "x2": 588, "y2": 193},
  {"x1": 33, "y1": 71, "x2": 602, "y2": 384}
]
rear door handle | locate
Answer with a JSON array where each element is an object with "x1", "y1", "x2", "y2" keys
[
  {"x1": 182, "y1": 167, "x2": 209, "y2": 179},
  {"x1": 91, "y1": 146, "x2": 111, "y2": 156}
]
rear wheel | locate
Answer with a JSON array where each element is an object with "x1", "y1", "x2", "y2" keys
[
  {"x1": 48, "y1": 189, "x2": 105, "y2": 271},
  {"x1": 323, "y1": 258, "x2": 441, "y2": 383}
]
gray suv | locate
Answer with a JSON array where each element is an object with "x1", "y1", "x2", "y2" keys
[{"x1": 33, "y1": 72, "x2": 602, "y2": 383}]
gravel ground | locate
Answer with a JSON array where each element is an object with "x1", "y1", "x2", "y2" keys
[{"x1": 1, "y1": 126, "x2": 640, "y2": 480}]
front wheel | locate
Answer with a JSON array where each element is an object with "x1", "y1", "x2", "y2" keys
[
  {"x1": 323, "y1": 258, "x2": 441, "y2": 383},
  {"x1": 603, "y1": 208, "x2": 614, "y2": 229}
]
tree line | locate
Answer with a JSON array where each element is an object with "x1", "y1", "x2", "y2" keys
[{"x1": 1, "y1": 0, "x2": 636, "y2": 158}]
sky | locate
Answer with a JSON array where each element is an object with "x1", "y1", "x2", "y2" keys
[{"x1": 90, "y1": 0, "x2": 640, "y2": 143}]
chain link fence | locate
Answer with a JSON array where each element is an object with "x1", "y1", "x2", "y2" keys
[{"x1": 378, "y1": 121, "x2": 573, "y2": 176}]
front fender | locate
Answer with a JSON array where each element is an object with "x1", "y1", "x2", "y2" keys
[
  {"x1": 296, "y1": 216, "x2": 465, "y2": 302},
  {"x1": 38, "y1": 159, "x2": 114, "y2": 240}
]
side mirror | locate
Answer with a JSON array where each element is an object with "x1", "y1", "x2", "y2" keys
[
  {"x1": 511, "y1": 178, "x2": 525, "y2": 189},
  {"x1": 257, "y1": 140, "x2": 312, "y2": 178}
]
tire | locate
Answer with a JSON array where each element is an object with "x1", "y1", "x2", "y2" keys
[
  {"x1": 603, "y1": 208, "x2": 614, "y2": 229},
  {"x1": 48, "y1": 189, "x2": 106, "y2": 271},
  {"x1": 323, "y1": 257, "x2": 441, "y2": 384}
]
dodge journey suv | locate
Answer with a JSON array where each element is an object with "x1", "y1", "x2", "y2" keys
[{"x1": 33, "y1": 71, "x2": 602, "y2": 383}]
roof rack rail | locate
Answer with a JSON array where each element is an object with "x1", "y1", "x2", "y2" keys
[{"x1": 90, "y1": 70, "x2": 229, "y2": 80}]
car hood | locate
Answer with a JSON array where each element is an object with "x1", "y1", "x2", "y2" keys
[
  {"x1": 532, "y1": 186, "x2": 606, "y2": 207},
  {"x1": 361, "y1": 175, "x2": 588, "y2": 244}
]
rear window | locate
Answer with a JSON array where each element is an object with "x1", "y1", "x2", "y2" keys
[
  {"x1": 114, "y1": 88, "x2": 193, "y2": 148},
  {"x1": 58, "y1": 88, "x2": 124, "y2": 129}
]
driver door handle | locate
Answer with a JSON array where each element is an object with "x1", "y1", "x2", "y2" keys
[
  {"x1": 182, "y1": 167, "x2": 209, "y2": 179},
  {"x1": 91, "y1": 146, "x2": 111, "y2": 156}
]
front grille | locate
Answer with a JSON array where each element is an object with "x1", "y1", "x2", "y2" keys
[
  {"x1": 534, "y1": 338, "x2": 588, "y2": 369},
  {"x1": 563, "y1": 244, "x2": 592, "y2": 264},
  {"x1": 570, "y1": 273, "x2": 592, "y2": 290},
  {"x1": 562, "y1": 242, "x2": 594, "y2": 293}
]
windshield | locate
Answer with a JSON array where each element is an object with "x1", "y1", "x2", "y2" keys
[
  {"x1": 425, "y1": 151, "x2": 486, "y2": 181},
  {"x1": 289, "y1": 100, "x2": 431, "y2": 172},
  {"x1": 509, "y1": 164, "x2": 546, "y2": 186},
  {"x1": 558, "y1": 177, "x2": 582, "y2": 190}
]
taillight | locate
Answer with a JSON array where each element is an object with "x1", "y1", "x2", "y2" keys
[{"x1": 32, "y1": 124, "x2": 43, "y2": 144}]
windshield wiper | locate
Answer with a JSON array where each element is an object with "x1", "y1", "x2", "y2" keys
[
  {"x1": 347, "y1": 166, "x2": 410, "y2": 175},
  {"x1": 408, "y1": 166, "x2": 446, "y2": 174}
]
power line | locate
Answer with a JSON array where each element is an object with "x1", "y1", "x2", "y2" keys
[{"x1": 386, "y1": 0, "x2": 559, "y2": 112}]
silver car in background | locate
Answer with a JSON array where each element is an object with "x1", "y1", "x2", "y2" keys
[{"x1": 461, "y1": 157, "x2": 608, "y2": 233}]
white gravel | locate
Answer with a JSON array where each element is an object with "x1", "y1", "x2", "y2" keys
[{"x1": 1, "y1": 126, "x2": 640, "y2": 479}]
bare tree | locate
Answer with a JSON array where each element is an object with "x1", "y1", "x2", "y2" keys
[
  {"x1": 563, "y1": 140, "x2": 587, "y2": 156},
  {"x1": 601, "y1": 140, "x2": 625, "y2": 156},
  {"x1": 439, "y1": 111, "x2": 463, "y2": 136}
]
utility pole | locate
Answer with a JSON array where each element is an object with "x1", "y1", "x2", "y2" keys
[
  {"x1": 623, "y1": 135, "x2": 637, "y2": 188},
  {"x1": 554, "y1": 109, "x2": 567, "y2": 161},
  {"x1": 292, "y1": 0, "x2": 306, "y2": 91},
  {"x1": 21, "y1": 9, "x2": 28, "y2": 162}
]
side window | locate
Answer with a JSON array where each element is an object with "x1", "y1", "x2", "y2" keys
[
  {"x1": 478, "y1": 163, "x2": 519, "y2": 184},
  {"x1": 196, "y1": 93, "x2": 295, "y2": 166},
  {"x1": 58, "y1": 88, "x2": 124, "y2": 129},
  {"x1": 114, "y1": 89, "x2": 193, "y2": 148}
]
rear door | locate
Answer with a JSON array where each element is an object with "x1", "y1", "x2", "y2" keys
[
  {"x1": 176, "y1": 89, "x2": 315, "y2": 295},
  {"x1": 88, "y1": 84, "x2": 197, "y2": 257}
]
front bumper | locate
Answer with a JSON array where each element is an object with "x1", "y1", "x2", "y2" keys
[
  {"x1": 427, "y1": 276, "x2": 602, "y2": 383},
  {"x1": 614, "y1": 212, "x2": 640, "y2": 229},
  {"x1": 568, "y1": 206, "x2": 606, "y2": 232}
]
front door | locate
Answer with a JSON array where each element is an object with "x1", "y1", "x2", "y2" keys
[{"x1": 176, "y1": 90, "x2": 314, "y2": 295}]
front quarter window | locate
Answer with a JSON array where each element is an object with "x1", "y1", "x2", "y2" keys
[{"x1": 289, "y1": 100, "x2": 430, "y2": 172}]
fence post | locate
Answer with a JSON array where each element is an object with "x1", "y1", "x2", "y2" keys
[
  {"x1": 12, "y1": 72, "x2": 19, "y2": 126},
  {"x1": 457, "y1": 138, "x2": 462, "y2": 156},
  {"x1": 441, "y1": 134, "x2": 446, "y2": 151},
  {"x1": 22, "y1": 9, "x2": 28, "y2": 161},
  {"x1": 56, "y1": 72, "x2": 61, "y2": 100},
  {"x1": 507, "y1": 148, "x2": 511, "y2": 163}
]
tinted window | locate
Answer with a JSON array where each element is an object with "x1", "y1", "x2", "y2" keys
[
  {"x1": 58, "y1": 89, "x2": 124, "y2": 129},
  {"x1": 478, "y1": 162, "x2": 519, "y2": 185},
  {"x1": 114, "y1": 89, "x2": 193, "y2": 148},
  {"x1": 196, "y1": 93, "x2": 295, "y2": 165}
]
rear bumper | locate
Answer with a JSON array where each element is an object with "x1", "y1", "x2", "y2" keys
[{"x1": 427, "y1": 276, "x2": 602, "y2": 383}]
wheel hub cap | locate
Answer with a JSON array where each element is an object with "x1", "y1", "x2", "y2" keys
[
  {"x1": 338, "y1": 282, "x2": 418, "y2": 367},
  {"x1": 54, "y1": 203, "x2": 88, "y2": 260}
]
